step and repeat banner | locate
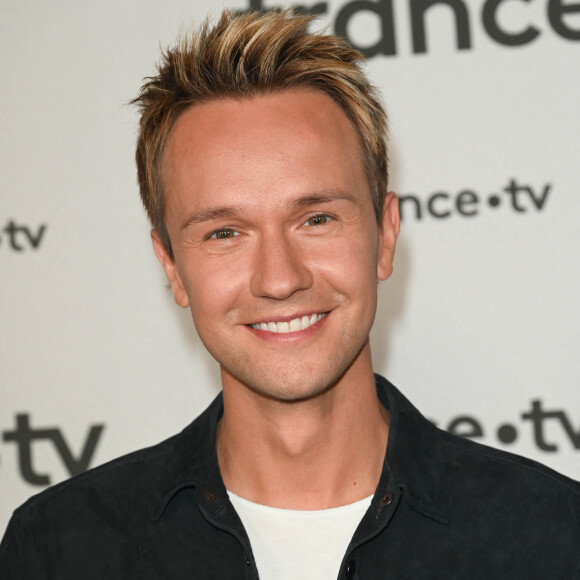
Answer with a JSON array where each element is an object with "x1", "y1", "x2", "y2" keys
[{"x1": 1, "y1": 0, "x2": 579, "y2": 534}]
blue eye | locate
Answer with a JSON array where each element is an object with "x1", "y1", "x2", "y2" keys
[
  {"x1": 305, "y1": 215, "x2": 331, "y2": 227},
  {"x1": 211, "y1": 228, "x2": 238, "y2": 240}
]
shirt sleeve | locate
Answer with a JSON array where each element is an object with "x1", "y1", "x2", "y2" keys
[{"x1": 0, "y1": 514, "x2": 35, "y2": 580}]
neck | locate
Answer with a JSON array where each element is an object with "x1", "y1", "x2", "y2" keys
[{"x1": 216, "y1": 347, "x2": 389, "y2": 510}]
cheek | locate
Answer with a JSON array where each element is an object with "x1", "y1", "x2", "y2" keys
[
  {"x1": 317, "y1": 236, "x2": 379, "y2": 296},
  {"x1": 183, "y1": 258, "x2": 247, "y2": 323}
]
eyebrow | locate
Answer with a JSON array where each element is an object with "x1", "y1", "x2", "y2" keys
[
  {"x1": 181, "y1": 206, "x2": 242, "y2": 230},
  {"x1": 181, "y1": 191, "x2": 359, "y2": 230},
  {"x1": 290, "y1": 191, "x2": 359, "y2": 208}
]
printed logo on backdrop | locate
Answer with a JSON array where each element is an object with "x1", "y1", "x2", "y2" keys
[
  {"x1": 240, "y1": 0, "x2": 580, "y2": 58},
  {"x1": 399, "y1": 178, "x2": 551, "y2": 221},
  {"x1": 0, "y1": 220, "x2": 47, "y2": 251},
  {"x1": 434, "y1": 399, "x2": 580, "y2": 452},
  {"x1": 1, "y1": 415, "x2": 104, "y2": 485}
]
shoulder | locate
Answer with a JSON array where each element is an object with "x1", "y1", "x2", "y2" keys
[
  {"x1": 0, "y1": 416, "x2": 213, "y2": 578},
  {"x1": 438, "y1": 424, "x2": 580, "y2": 497},
  {"x1": 0, "y1": 432, "x2": 171, "y2": 576},
  {"x1": 0, "y1": 391, "x2": 230, "y2": 577},
  {"x1": 10, "y1": 428, "x2": 182, "y2": 530},
  {"x1": 5, "y1": 392, "x2": 219, "y2": 532},
  {"x1": 433, "y1": 422, "x2": 580, "y2": 554},
  {"x1": 381, "y1": 376, "x2": 580, "y2": 504},
  {"x1": 8, "y1": 391, "x2": 223, "y2": 529},
  {"x1": 381, "y1": 376, "x2": 580, "y2": 558}
]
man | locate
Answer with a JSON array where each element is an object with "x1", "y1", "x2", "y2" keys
[{"x1": 1, "y1": 10, "x2": 578, "y2": 579}]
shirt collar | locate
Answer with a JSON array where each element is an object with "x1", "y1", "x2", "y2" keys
[
  {"x1": 151, "y1": 392, "x2": 225, "y2": 521},
  {"x1": 152, "y1": 375, "x2": 450, "y2": 525},
  {"x1": 376, "y1": 374, "x2": 450, "y2": 524}
]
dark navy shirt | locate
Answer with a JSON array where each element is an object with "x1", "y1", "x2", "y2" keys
[{"x1": 1, "y1": 375, "x2": 579, "y2": 578}]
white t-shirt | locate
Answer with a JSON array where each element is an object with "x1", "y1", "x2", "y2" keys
[{"x1": 228, "y1": 491, "x2": 373, "y2": 580}]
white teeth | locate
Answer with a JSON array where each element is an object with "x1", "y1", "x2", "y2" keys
[{"x1": 251, "y1": 313, "x2": 326, "y2": 333}]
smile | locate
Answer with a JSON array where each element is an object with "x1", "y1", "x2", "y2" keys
[{"x1": 250, "y1": 313, "x2": 326, "y2": 334}]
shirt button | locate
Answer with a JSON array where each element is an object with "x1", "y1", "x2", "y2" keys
[
  {"x1": 380, "y1": 492, "x2": 393, "y2": 507},
  {"x1": 345, "y1": 559, "x2": 356, "y2": 579}
]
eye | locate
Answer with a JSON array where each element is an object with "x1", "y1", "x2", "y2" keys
[
  {"x1": 304, "y1": 214, "x2": 331, "y2": 227},
  {"x1": 210, "y1": 228, "x2": 238, "y2": 240}
]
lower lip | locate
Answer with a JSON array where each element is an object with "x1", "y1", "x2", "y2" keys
[{"x1": 246, "y1": 312, "x2": 329, "y2": 343}]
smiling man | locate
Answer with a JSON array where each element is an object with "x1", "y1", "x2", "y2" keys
[{"x1": 1, "y1": 9, "x2": 579, "y2": 580}]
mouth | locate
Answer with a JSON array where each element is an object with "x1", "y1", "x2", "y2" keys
[{"x1": 250, "y1": 312, "x2": 327, "y2": 334}]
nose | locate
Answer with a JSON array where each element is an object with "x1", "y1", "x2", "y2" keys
[{"x1": 250, "y1": 231, "x2": 313, "y2": 300}]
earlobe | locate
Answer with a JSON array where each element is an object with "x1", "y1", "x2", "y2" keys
[
  {"x1": 376, "y1": 192, "x2": 400, "y2": 281},
  {"x1": 151, "y1": 230, "x2": 190, "y2": 308}
]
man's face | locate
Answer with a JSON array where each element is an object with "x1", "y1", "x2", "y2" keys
[{"x1": 153, "y1": 89, "x2": 399, "y2": 402}]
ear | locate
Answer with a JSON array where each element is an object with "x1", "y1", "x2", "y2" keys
[
  {"x1": 376, "y1": 192, "x2": 400, "y2": 281},
  {"x1": 151, "y1": 230, "x2": 190, "y2": 308}
]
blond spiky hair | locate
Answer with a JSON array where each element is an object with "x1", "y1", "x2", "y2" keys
[{"x1": 132, "y1": 10, "x2": 388, "y2": 257}]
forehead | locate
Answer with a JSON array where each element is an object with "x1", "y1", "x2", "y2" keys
[{"x1": 161, "y1": 89, "x2": 369, "y2": 215}]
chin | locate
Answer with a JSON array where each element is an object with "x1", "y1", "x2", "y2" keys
[
  {"x1": 217, "y1": 333, "x2": 371, "y2": 404},
  {"x1": 256, "y1": 380, "x2": 334, "y2": 404},
  {"x1": 227, "y1": 359, "x2": 351, "y2": 404}
]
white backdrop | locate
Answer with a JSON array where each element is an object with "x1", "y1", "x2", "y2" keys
[{"x1": 1, "y1": 0, "x2": 579, "y2": 535}]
